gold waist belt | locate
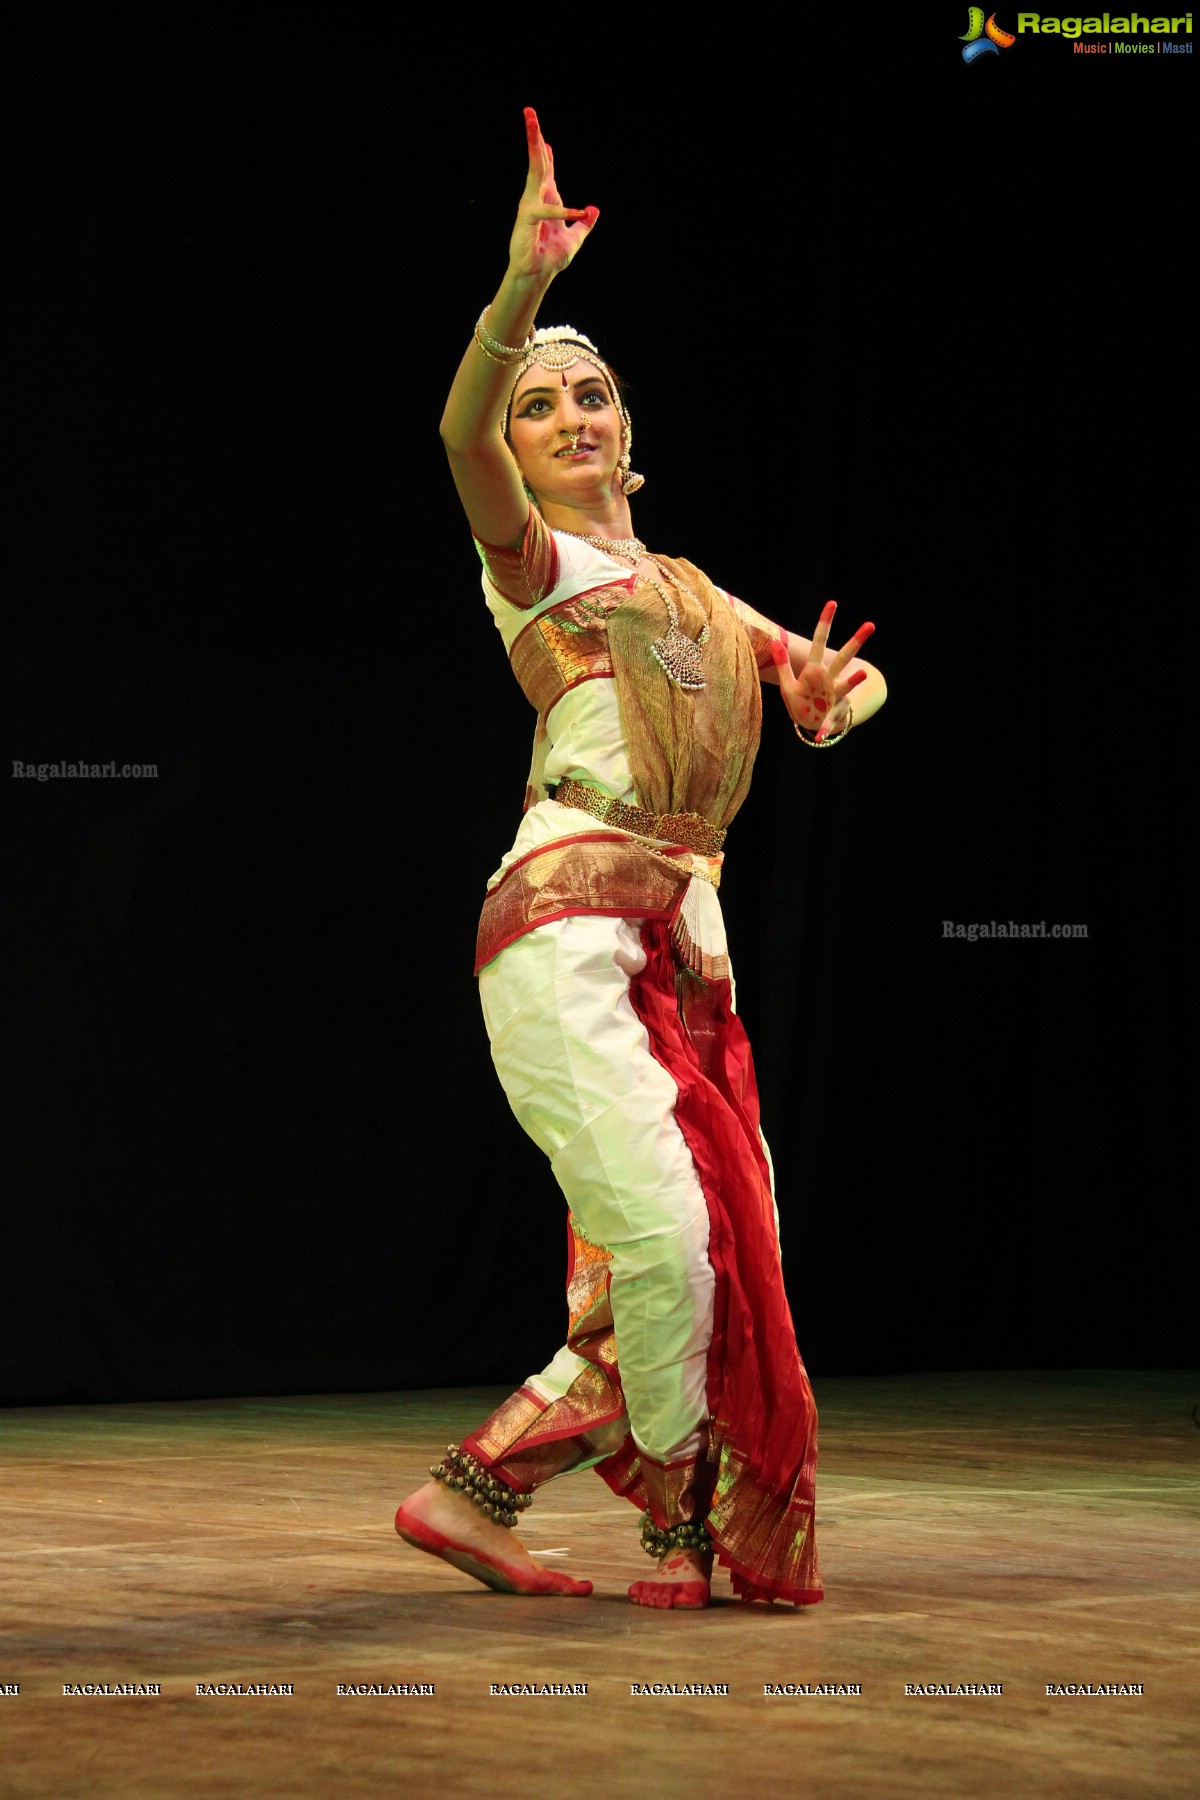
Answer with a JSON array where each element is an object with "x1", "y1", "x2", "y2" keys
[{"x1": 550, "y1": 777, "x2": 726, "y2": 857}]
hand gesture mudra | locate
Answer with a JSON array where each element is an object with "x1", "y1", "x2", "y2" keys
[
  {"x1": 508, "y1": 107, "x2": 599, "y2": 280},
  {"x1": 772, "y1": 602, "x2": 875, "y2": 742}
]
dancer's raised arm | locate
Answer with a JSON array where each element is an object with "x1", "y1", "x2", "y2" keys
[{"x1": 439, "y1": 107, "x2": 598, "y2": 547}]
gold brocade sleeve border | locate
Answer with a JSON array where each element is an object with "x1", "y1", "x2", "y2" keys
[{"x1": 474, "y1": 506, "x2": 559, "y2": 610}]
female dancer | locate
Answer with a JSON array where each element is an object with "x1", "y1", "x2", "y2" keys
[{"x1": 395, "y1": 109, "x2": 885, "y2": 1609}]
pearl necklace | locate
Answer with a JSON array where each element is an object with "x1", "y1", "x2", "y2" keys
[{"x1": 557, "y1": 531, "x2": 708, "y2": 691}]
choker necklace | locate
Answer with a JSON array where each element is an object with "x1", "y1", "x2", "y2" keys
[
  {"x1": 558, "y1": 529, "x2": 646, "y2": 563},
  {"x1": 557, "y1": 530, "x2": 707, "y2": 691}
]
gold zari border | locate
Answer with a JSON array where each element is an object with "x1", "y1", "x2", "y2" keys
[
  {"x1": 464, "y1": 1364, "x2": 626, "y2": 1493},
  {"x1": 706, "y1": 1432, "x2": 821, "y2": 1604},
  {"x1": 475, "y1": 834, "x2": 691, "y2": 973}
]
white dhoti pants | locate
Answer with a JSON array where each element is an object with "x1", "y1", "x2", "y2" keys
[{"x1": 479, "y1": 914, "x2": 716, "y2": 1463}]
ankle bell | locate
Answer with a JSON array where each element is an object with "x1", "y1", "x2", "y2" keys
[
  {"x1": 639, "y1": 1509, "x2": 714, "y2": 1559},
  {"x1": 430, "y1": 1444, "x2": 533, "y2": 1530}
]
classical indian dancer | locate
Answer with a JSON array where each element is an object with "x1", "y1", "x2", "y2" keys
[{"x1": 394, "y1": 108, "x2": 886, "y2": 1609}]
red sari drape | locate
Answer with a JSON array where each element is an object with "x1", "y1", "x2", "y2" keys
[{"x1": 615, "y1": 920, "x2": 823, "y2": 1606}]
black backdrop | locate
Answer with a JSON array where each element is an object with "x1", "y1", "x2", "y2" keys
[{"x1": 5, "y1": 14, "x2": 1192, "y2": 1405}]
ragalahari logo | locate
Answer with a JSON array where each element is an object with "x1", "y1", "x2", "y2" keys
[{"x1": 960, "y1": 8, "x2": 1017, "y2": 58}]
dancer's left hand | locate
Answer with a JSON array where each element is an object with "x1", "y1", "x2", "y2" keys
[{"x1": 771, "y1": 602, "x2": 874, "y2": 741}]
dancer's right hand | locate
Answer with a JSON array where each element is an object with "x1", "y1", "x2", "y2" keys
[{"x1": 507, "y1": 107, "x2": 599, "y2": 283}]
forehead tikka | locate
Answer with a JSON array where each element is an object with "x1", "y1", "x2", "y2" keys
[{"x1": 502, "y1": 329, "x2": 621, "y2": 432}]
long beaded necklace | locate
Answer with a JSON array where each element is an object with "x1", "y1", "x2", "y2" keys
[{"x1": 558, "y1": 530, "x2": 709, "y2": 692}]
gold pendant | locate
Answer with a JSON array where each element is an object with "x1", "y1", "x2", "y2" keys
[
  {"x1": 651, "y1": 622, "x2": 709, "y2": 691},
  {"x1": 647, "y1": 573, "x2": 709, "y2": 691}
]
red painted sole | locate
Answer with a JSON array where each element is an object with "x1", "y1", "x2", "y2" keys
[{"x1": 394, "y1": 1505, "x2": 592, "y2": 1598}]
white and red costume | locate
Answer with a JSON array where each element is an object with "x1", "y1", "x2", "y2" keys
[{"x1": 464, "y1": 510, "x2": 822, "y2": 1605}]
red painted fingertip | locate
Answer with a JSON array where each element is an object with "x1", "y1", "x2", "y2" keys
[
  {"x1": 770, "y1": 638, "x2": 788, "y2": 666},
  {"x1": 584, "y1": 205, "x2": 600, "y2": 225},
  {"x1": 847, "y1": 669, "x2": 868, "y2": 690},
  {"x1": 820, "y1": 600, "x2": 837, "y2": 621},
  {"x1": 856, "y1": 621, "x2": 875, "y2": 639}
]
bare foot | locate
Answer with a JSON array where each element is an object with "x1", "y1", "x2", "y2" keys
[
  {"x1": 394, "y1": 1479, "x2": 592, "y2": 1597},
  {"x1": 628, "y1": 1547, "x2": 712, "y2": 1610}
]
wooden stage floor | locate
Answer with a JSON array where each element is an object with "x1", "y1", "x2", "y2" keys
[{"x1": 0, "y1": 1371, "x2": 1196, "y2": 1799}]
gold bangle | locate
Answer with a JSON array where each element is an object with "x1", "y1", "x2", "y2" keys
[
  {"x1": 794, "y1": 702, "x2": 854, "y2": 748},
  {"x1": 474, "y1": 307, "x2": 532, "y2": 362},
  {"x1": 472, "y1": 324, "x2": 514, "y2": 364}
]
